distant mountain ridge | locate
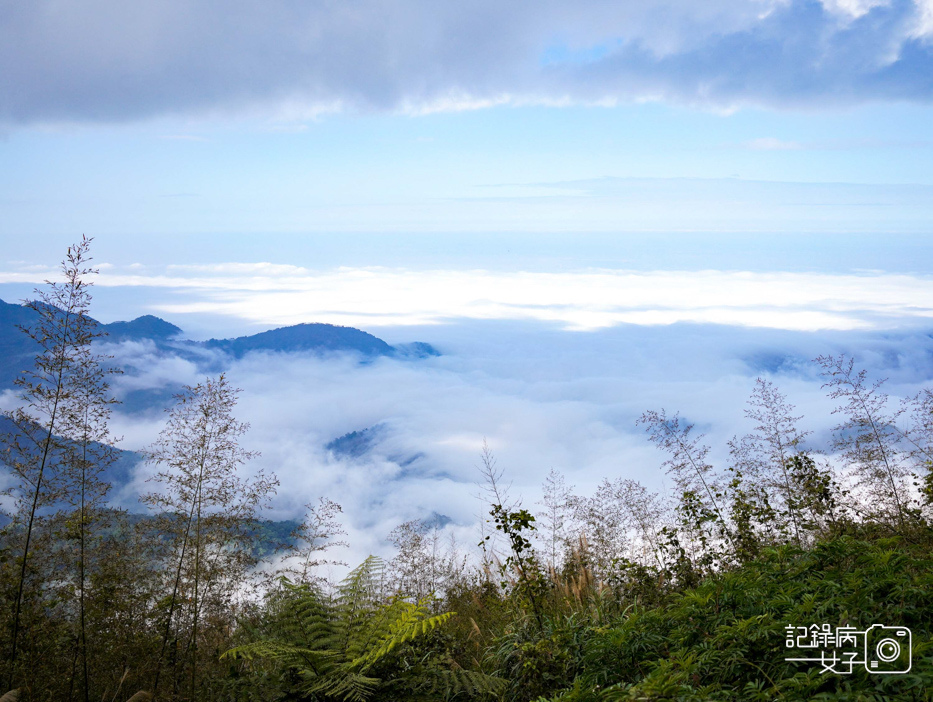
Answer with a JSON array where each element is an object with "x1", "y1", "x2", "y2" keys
[
  {"x1": 104, "y1": 314, "x2": 183, "y2": 341},
  {"x1": 0, "y1": 414, "x2": 142, "y2": 501},
  {"x1": 0, "y1": 297, "x2": 441, "y2": 507},
  {"x1": 0, "y1": 297, "x2": 439, "y2": 392},
  {"x1": 205, "y1": 323, "x2": 393, "y2": 358}
]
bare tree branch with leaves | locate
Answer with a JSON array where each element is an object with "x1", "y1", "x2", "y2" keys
[
  {"x1": 142, "y1": 374, "x2": 277, "y2": 701},
  {"x1": 1, "y1": 237, "x2": 116, "y2": 696},
  {"x1": 816, "y1": 354, "x2": 914, "y2": 532}
]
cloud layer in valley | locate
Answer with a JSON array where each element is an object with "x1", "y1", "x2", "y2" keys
[
  {"x1": 4, "y1": 262, "x2": 933, "y2": 336},
  {"x1": 96, "y1": 317, "x2": 933, "y2": 569},
  {"x1": 5, "y1": 254, "x2": 933, "y2": 569},
  {"x1": 3, "y1": 0, "x2": 933, "y2": 126}
]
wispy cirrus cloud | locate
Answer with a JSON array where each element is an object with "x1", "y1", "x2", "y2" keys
[
  {"x1": 744, "y1": 137, "x2": 805, "y2": 150},
  {"x1": 740, "y1": 136, "x2": 933, "y2": 150}
]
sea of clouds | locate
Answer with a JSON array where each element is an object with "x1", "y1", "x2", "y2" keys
[
  {"x1": 103, "y1": 316, "x2": 933, "y2": 569},
  {"x1": 4, "y1": 259, "x2": 933, "y2": 570}
]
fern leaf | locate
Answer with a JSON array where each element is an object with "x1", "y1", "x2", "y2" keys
[
  {"x1": 308, "y1": 669, "x2": 380, "y2": 702},
  {"x1": 353, "y1": 596, "x2": 455, "y2": 670}
]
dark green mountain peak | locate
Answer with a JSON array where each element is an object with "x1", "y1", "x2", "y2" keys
[{"x1": 103, "y1": 315, "x2": 183, "y2": 341}]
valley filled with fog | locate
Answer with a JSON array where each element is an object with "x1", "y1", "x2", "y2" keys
[
  {"x1": 33, "y1": 305, "x2": 933, "y2": 572},
  {"x1": 6, "y1": 250, "x2": 933, "y2": 577}
]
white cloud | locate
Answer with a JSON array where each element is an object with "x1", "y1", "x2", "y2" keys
[
  {"x1": 102, "y1": 317, "x2": 933, "y2": 569},
  {"x1": 6, "y1": 264, "x2": 933, "y2": 333},
  {"x1": 912, "y1": 0, "x2": 933, "y2": 37},
  {"x1": 165, "y1": 262, "x2": 311, "y2": 276},
  {"x1": 744, "y1": 137, "x2": 804, "y2": 150},
  {"x1": 2, "y1": 0, "x2": 933, "y2": 126},
  {"x1": 820, "y1": 0, "x2": 890, "y2": 20},
  {"x1": 103, "y1": 267, "x2": 933, "y2": 333}
]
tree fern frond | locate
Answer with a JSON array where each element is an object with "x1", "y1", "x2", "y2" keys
[
  {"x1": 223, "y1": 555, "x2": 460, "y2": 701},
  {"x1": 354, "y1": 600, "x2": 455, "y2": 670},
  {"x1": 337, "y1": 556, "x2": 385, "y2": 608},
  {"x1": 426, "y1": 668, "x2": 507, "y2": 698},
  {"x1": 308, "y1": 670, "x2": 380, "y2": 702},
  {"x1": 222, "y1": 640, "x2": 337, "y2": 665}
]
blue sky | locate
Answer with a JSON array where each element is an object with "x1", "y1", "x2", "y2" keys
[
  {"x1": 2, "y1": 0, "x2": 933, "y2": 256},
  {"x1": 3, "y1": 103, "x2": 933, "y2": 244}
]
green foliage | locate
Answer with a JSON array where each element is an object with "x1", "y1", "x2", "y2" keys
[
  {"x1": 485, "y1": 505, "x2": 549, "y2": 627},
  {"x1": 544, "y1": 536, "x2": 933, "y2": 701},
  {"x1": 787, "y1": 454, "x2": 844, "y2": 534},
  {"x1": 143, "y1": 373, "x2": 278, "y2": 700},
  {"x1": 225, "y1": 556, "x2": 504, "y2": 701}
]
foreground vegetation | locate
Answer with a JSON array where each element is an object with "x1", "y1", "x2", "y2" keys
[{"x1": 3, "y1": 240, "x2": 933, "y2": 701}]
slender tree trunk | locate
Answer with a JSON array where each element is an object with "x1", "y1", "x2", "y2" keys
[
  {"x1": 79, "y1": 429, "x2": 90, "y2": 702},
  {"x1": 152, "y1": 498, "x2": 198, "y2": 698},
  {"x1": 3, "y1": 238, "x2": 113, "y2": 698},
  {"x1": 144, "y1": 374, "x2": 270, "y2": 699},
  {"x1": 861, "y1": 402, "x2": 908, "y2": 531},
  {"x1": 8, "y1": 321, "x2": 70, "y2": 687},
  {"x1": 668, "y1": 425, "x2": 735, "y2": 550},
  {"x1": 67, "y1": 632, "x2": 79, "y2": 702},
  {"x1": 153, "y1": 447, "x2": 208, "y2": 700},
  {"x1": 190, "y1": 474, "x2": 203, "y2": 701}
]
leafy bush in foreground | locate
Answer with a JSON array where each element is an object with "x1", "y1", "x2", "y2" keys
[{"x1": 550, "y1": 534, "x2": 933, "y2": 700}]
